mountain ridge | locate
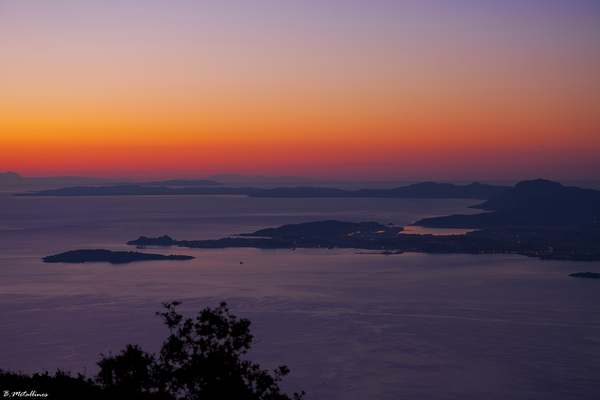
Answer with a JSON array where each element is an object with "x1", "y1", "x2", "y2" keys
[
  {"x1": 415, "y1": 179, "x2": 600, "y2": 228},
  {"x1": 14, "y1": 182, "x2": 512, "y2": 199}
]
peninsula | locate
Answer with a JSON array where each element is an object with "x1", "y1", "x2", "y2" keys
[
  {"x1": 128, "y1": 221, "x2": 402, "y2": 250},
  {"x1": 407, "y1": 179, "x2": 600, "y2": 260},
  {"x1": 568, "y1": 272, "x2": 600, "y2": 279},
  {"x1": 43, "y1": 249, "x2": 195, "y2": 264},
  {"x1": 414, "y1": 179, "x2": 600, "y2": 228},
  {"x1": 126, "y1": 222, "x2": 600, "y2": 261},
  {"x1": 126, "y1": 180, "x2": 600, "y2": 261}
]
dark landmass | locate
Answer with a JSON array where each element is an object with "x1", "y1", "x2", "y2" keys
[
  {"x1": 350, "y1": 181, "x2": 510, "y2": 199},
  {"x1": 469, "y1": 179, "x2": 564, "y2": 211},
  {"x1": 26, "y1": 178, "x2": 600, "y2": 262},
  {"x1": 42, "y1": 249, "x2": 194, "y2": 264},
  {"x1": 569, "y1": 272, "x2": 600, "y2": 279},
  {"x1": 14, "y1": 181, "x2": 511, "y2": 199},
  {"x1": 240, "y1": 220, "x2": 397, "y2": 237},
  {"x1": 128, "y1": 221, "x2": 403, "y2": 250},
  {"x1": 414, "y1": 179, "x2": 600, "y2": 228},
  {"x1": 405, "y1": 179, "x2": 600, "y2": 261},
  {"x1": 0, "y1": 171, "x2": 134, "y2": 186},
  {"x1": 129, "y1": 235, "x2": 293, "y2": 249},
  {"x1": 127, "y1": 217, "x2": 600, "y2": 262}
]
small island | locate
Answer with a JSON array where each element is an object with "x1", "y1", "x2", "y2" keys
[
  {"x1": 568, "y1": 272, "x2": 600, "y2": 279},
  {"x1": 43, "y1": 249, "x2": 195, "y2": 264}
]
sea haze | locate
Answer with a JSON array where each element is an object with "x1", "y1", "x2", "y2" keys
[{"x1": 0, "y1": 192, "x2": 598, "y2": 399}]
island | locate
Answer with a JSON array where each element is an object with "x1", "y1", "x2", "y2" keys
[
  {"x1": 43, "y1": 249, "x2": 195, "y2": 264},
  {"x1": 568, "y1": 272, "x2": 600, "y2": 279}
]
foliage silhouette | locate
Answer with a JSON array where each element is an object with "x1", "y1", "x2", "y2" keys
[
  {"x1": 0, "y1": 369, "x2": 105, "y2": 399},
  {"x1": 96, "y1": 301, "x2": 305, "y2": 400}
]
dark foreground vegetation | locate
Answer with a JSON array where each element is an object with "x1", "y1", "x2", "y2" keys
[
  {"x1": 42, "y1": 249, "x2": 194, "y2": 264},
  {"x1": 0, "y1": 302, "x2": 304, "y2": 400},
  {"x1": 0, "y1": 369, "x2": 103, "y2": 399}
]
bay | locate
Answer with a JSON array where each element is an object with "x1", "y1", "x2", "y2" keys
[{"x1": 0, "y1": 193, "x2": 598, "y2": 399}]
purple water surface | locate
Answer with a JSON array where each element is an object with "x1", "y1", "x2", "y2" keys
[{"x1": 0, "y1": 193, "x2": 598, "y2": 399}]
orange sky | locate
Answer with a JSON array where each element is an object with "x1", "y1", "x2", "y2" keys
[{"x1": 1, "y1": 0, "x2": 599, "y2": 180}]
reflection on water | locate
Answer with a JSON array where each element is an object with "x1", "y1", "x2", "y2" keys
[
  {"x1": 400, "y1": 226, "x2": 478, "y2": 235},
  {"x1": 0, "y1": 193, "x2": 598, "y2": 400}
]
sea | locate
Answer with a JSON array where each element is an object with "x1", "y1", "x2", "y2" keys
[{"x1": 0, "y1": 185, "x2": 599, "y2": 399}]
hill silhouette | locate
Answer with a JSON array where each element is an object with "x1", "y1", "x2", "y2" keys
[
  {"x1": 415, "y1": 179, "x2": 600, "y2": 228},
  {"x1": 240, "y1": 220, "x2": 392, "y2": 238},
  {"x1": 0, "y1": 171, "x2": 134, "y2": 186},
  {"x1": 470, "y1": 179, "x2": 577, "y2": 211},
  {"x1": 133, "y1": 179, "x2": 223, "y2": 186}
]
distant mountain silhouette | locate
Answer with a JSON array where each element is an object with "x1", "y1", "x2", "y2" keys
[
  {"x1": 135, "y1": 179, "x2": 223, "y2": 186},
  {"x1": 415, "y1": 179, "x2": 600, "y2": 228},
  {"x1": 14, "y1": 182, "x2": 511, "y2": 199},
  {"x1": 0, "y1": 171, "x2": 134, "y2": 186},
  {"x1": 350, "y1": 182, "x2": 509, "y2": 199},
  {"x1": 0, "y1": 171, "x2": 22, "y2": 181}
]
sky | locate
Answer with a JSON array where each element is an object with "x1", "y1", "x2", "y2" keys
[{"x1": 1, "y1": 0, "x2": 599, "y2": 181}]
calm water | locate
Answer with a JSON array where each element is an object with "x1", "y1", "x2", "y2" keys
[{"x1": 0, "y1": 193, "x2": 599, "y2": 399}]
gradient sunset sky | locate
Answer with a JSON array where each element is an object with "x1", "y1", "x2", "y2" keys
[{"x1": 1, "y1": 0, "x2": 598, "y2": 181}]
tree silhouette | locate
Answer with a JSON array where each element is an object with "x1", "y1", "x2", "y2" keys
[{"x1": 97, "y1": 301, "x2": 304, "y2": 400}]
